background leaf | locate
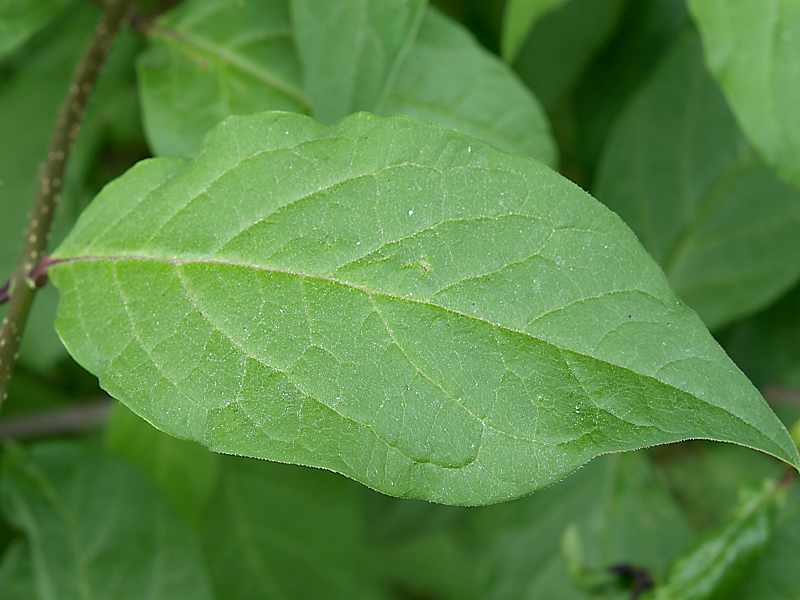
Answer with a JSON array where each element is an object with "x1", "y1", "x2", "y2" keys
[
  {"x1": 654, "y1": 480, "x2": 783, "y2": 600},
  {"x1": 381, "y1": 453, "x2": 691, "y2": 599},
  {"x1": 0, "y1": 0, "x2": 69, "y2": 58},
  {"x1": 49, "y1": 111, "x2": 798, "y2": 505},
  {"x1": 138, "y1": 0, "x2": 555, "y2": 163},
  {"x1": 595, "y1": 32, "x2": 800, "y2": 329},
  {"x1": 0, "y1": 442, "x2": 213, "y2": 600},
  {"x1": 201, "y1": 457, "x2": 387, "y2": 600},
  {"x1": 291, "y1": 0, "x2": 427, "y2": 122},
  {"x1": 511, "y1": 0, "x2": 626, "y2": 112},
  {"x1": 105, "y1": 403, "x2": 220, "y2": 523},
  {"x1": 501, "y1": 0, "x2": 567, "y2": 61},
  {"x1": 689, "y1": 0, "x2": 800, "y2": 188},
  {"x1": 723, "y1": 284, "x2": 800, "y2": 390}
]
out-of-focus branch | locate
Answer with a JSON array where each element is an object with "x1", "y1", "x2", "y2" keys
[
  {"x1": 0, "y1": 0, "x2": 133, "y2": 408},
  {"x1": 0, "y1": 399, "x2": 111, "y2": 440},
  {"x1": 764, "y1": 386, "x2": 800, "y2": 406}
]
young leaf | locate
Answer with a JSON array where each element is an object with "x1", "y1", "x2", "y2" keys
[
  {"x1": 0, "y1": 0, "x2": 69, "y2": 58},
  {"x1": 595, "y1": 33, "x2": 800, "y2": 330},
  {"x1": 689, "y1": 0, "x2": 800, "y2": 188},
  {"x1": 653, "y1": 480, "x2": 783, "y2": 600},
  {"x1": 733, "y1": 485, "x2": 800, "y2": 600},
  {"x1": 640, "y1": 442, "x2": 800, "y2": 599},
  {"x1": 50, "y1": 111, "x2": 799, "y2": 505},
  {"x1": 471, "y1": 454, "x2": 691, "y2": 599},
  {"x1": 501, "y1": 0, "x2": 567, "y2": 61},
  {"x1": 201, "y1": 457, "x2": 386, "y2": 599},
  {"x1": 0, "y1": 442, "x2": 214, "y2": 600},
  {"x1": 138, "y1": 0, "x2": 555, "y2": 163}
]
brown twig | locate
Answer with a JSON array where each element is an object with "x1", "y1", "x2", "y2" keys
[
  {"x1": 0, "y1": 399, "x2": 111, "y2": 440},
  {"x1": 764, "y1": 386, "x2": 800, "y2": 407},
  {"x1": 0, "y1": 0, "x2": 132, "y2": 407}
]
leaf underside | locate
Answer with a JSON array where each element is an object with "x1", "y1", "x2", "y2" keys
[{"x1": 50, "y1": 111, "x2": 798, "y2": 505}]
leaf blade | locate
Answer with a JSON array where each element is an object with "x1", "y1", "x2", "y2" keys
[{"x1": 51, "y1": 111, "x2": 799, "y2": 505}]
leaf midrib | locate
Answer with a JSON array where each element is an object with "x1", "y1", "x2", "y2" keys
[{"x1": 50, "y1": 252, "x2": 786, "y2": 461}]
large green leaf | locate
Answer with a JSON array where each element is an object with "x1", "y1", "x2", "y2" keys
[
  {"x1": 595, "y1": 32, "x2": 800, "y2": 330},
  {"x1": 688, "y1": 0, "x2": 800, "y2": 188},
  {"x1": 501, "y1": 0, "x2": 567, "y2": 61},
  {"x1": 0, "y1": 442, "x2": 213, "y2": 600},
  {"x1": 49, "y1": 111, "x2": 798, "y2": 505},
  {"x1": 0, "y1": 0, "x2": 69, "y2": 58},
  {"x1": 138, "y1": 0, "x2": 555, "y2": 163}
]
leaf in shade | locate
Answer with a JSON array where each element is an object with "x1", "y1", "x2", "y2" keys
[
  {"x1": 201, "y1": 457, "x2": 386, "y2": 600},
  {"x1": 658, "y1": 441, "x2": 800, "y2": 600},
  {"x1": 723, "y1": 284, "x2": 800, "y2": 390},
  {"x1": 0, "y1": 442, "x2": 213, "y2": 600},
  {"x1": 0, "y1": 543, "x2": 36, "y2": 600},
  {"x1": 500, "y1": 0, "x2": 567, "y2": 61},
  {"x1": 575, "y1": 0, "x2": 690, "y2": 177},
  {"x1": 653, "y1": 480, "x2": 783, "y2": 600},
  {"x1": 0, "y1": 0, "x2": 69, "y2": 57},
  {"x1": 381, "y1": 454, "x2": 692, "y2": 599},
  {"x1": 512, "y1": 0, "x2": 626, "y2": 111},
  {"x1": 689, "y1": 0, "x2": 800, "y2": 188},
  {"x1": 138, "y1": 0, "x2": 555, "y2": 163},
  {"x1": 595, "y1": 32, "x2": 800, "y2": 330},
  {"x1": 105, "y1": 403, "x2": 220, "y2": 523},
  {"x1": 49, "y1": 111, "x2": 798, "y2": 505}
]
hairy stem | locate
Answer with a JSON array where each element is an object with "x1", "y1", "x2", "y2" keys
[{"x1": 0, "y1": 0, "x2": 132, "y2": 407}]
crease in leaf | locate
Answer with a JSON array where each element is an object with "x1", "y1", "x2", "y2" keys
[{"x1": 49, "y1": 111, "x2": 799, "y2": 505}]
